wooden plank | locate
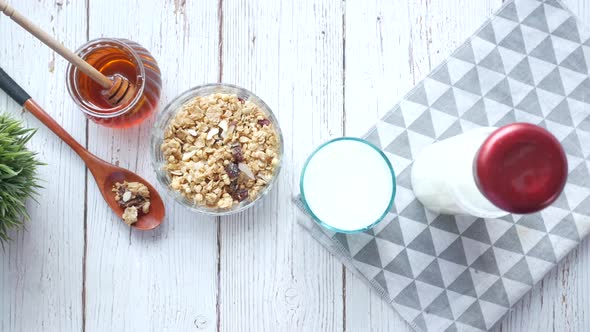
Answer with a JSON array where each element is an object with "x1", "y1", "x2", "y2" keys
[
  {"x1": 0, "y1": 0, "x2": 87, "y2": 331},
  {"x1": 84, "y1": 1, "x2": 219, "y2": 330},
  {"x1": 218, "y1": 0, "x2": 344, "y2": 330},
  {"x1": 344, "y1": 0, "x2": 501, "y2": 330}
]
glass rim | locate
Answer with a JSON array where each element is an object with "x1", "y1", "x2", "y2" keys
[
  {"x1": 150, "y1": 83, "x2": 284, "y2": 216},
  {"x1": 66, "y1": 38, "x2": 146, "y2": 118},
  {"x1": 299, "y1": 137, "x2": 396, "y2": 234}
]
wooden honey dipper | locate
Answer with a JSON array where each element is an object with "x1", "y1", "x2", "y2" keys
[{"x1": 0, "y1": 0, "x2": 136, "y2": 106}]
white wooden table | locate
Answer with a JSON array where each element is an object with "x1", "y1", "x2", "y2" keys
[{"x1": 1, "y1": 0, "x2": 590, "y2": 331}]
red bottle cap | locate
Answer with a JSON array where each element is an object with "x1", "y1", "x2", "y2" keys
[{"x1": 475, "y1": 123, "x2": 568, "y2": 214}]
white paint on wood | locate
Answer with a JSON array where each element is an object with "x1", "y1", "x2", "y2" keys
[
  {"x1": 219, "y1": 0, "x2": 344, "y2": 331},
  {"x1": 84, "y1": 0, "x2": 219, "y2": 331},
  {"x1": 3, "y1": 0, "x2": 590, "y2": 331},
  {"x1": 0, "y1": 1, "x2": 87, "y2": 331}
]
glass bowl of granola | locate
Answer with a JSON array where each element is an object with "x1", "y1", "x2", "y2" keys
[{"x1": 150, "y1": 83, "x2": 283, "y2": 216}]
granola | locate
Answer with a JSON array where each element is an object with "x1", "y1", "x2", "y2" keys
[
  {"x1": 161, "y1": 93, "x2": 280, "y2": 209},
  {"x1": 112, "y1": 181, "x2": 151, "y2": 225}
]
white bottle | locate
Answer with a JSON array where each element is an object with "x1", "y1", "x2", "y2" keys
[
  {"x1": 411, "y1": 127, "x2": 505, "y2": 218},
  {"x1": 411, "y1": 124, "x2": 568, "y2": 218}
]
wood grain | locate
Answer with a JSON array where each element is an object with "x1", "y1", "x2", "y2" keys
[
  {"x1": 3, "y1": 0, "x2": 590, "y2": 331},
  {"x1": 84, "y1": 0, "x2": 219, "y2": 331},
  {"x1": 0, "y1": 1, "x2": 87, "y2": 331},
  {"x1": 218, "y1": 0, "x2": 344, "y2": 331}
]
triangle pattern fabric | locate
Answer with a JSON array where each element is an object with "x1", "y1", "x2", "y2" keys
[
  {"x1": 478, "y1": 23, "x2": 497, "y2": 44},
  {"x1": 486, "y1": 78, "x2": 514, "y2": 106},
  {"x1": 384, "y1": 249, "x2": 414, "y2": 279},
  {"x1": 552, "y1": 17, "x2": 580, "y2": 43},
  {"x1": 515, "y1": 88, "x2": 542, "y2": 116},
  {"x1": 463, "y1": 237, "x2": 491, "y2": 266},
  {"x1": 545, "y1": 0, "x2": 563, "y2": 10},
  {"x1": 453, "y1": 40, "x2": 476, "y2": 64},
  {"x1": 382, "y1": 107, "x2": 406, "y2": 127},
  {"x1": 376, "y1": 238, "x2": 405, "y2": 267},
  {"x1": 438, "y1": 258, "x2": 468, "y2": 288},
  {"x1": 493, "y1": 246, "x2": 525, "y2": 275},
  {"x1": 364, "y1": 128, "x2": 382, "y2": 149},
  {"x1": 499, "y1": 25, "x2": 527, "y2": 54},
  {"x1": 416, "y1": 258, "x2": 445, "y2": 288},
  {"x1": 431, "y1": 63, "x2": 452, "y2": 84},
  {"x1": 407, "y1": 82, "x2": 429, "y2": 106},
  {"x1": 447, "y1": 290, "x2": 477, "y2": 322},
  {"x1": 517, "y1": 212, "x2": 547, "y2": 232},
  {"x1": 439, "y1": 237, "x2": 468, "y2": 266},
  {"x1": 384, "y1": 131, "x2": 412, "y2": 159},
  {"x1": 407, "y1": 228, "x2": 436, "y2": 256},
  {"x1": 568, "y1": 162, "x2": 590, "y2": 188},
  {"x1": 457, "y1": 301, "x2": 487, "y2": 331},
  {"x1": 508, "y1": 57, "x2": 535, "y2": 85},
  {"x1": 407, "y1": 248, "x2": 436, "y2": 278},
  {"x1": 448, "y1": 269, "x2": 477, "y2": 298},
  {"x1": 394, "y1": 281, "x2": 422, "y2": 310},
  {"x1": 454, "y1": 68, "x2": 482, "y2": 96},
  {"x1": 415, "y1": 280, "x2": 445, "y2": 310},
  {"x1": 470, "y1": 248, "x2": 501, "y2": 275},
  {"x1": 425, "y1": 291, "x2": 454, "y2": 320},
  {"x1": 546, "y1": 99, "x2": 573, "y2": 126},
  {"x1": 430, "y1": 214, "x2": 460, "y2": 234},
  {"x1": 561, "y1": 46, "x2": 588, "y2": 74},
  {"x1": 529, "y1": 36, "x2": 558, "y2": 64},
  {"x1": 480, "y1": 279, "x2": 510, "y2": 307},
  {"x1": 522, "y1": 3, "x2": 549, "y2": 32},
  {"x1": 569, "y1": 78, "x2": 590, "y2": 103},
  {"x1": 502, "y1": 277, "x2": 532, "y2": 306},
  {"x1": 431, "y1": 88, "x2": 459, "y2": 116},
  {"x1": 527, "y1": 235, "x2": 557, "y2": 263},
  {"x1": 437, "y1": 120, "x2": 463, "y2": 141},
  {"x1": 295, "y1": 2, "x2": 590, "y2": 331},
  {"x1": 498, "y1": 2, "x2": 519, "y2": 22},
  {"x1": 494, "y1": 225, "x2": 525, "y2": 254},
  {"x1": 376, "y1": 218, "x2": 405, "y2": 246},
  {"x1": 462, "y1": 218, "x2": 492, "y2": 244},
  {"x1": 333, "y1": 233, "x2": 349, "y2": 253},
  {"x1": 400, "y1": 200, "x2": 429, "y2": 225},
  {"x1": 431, "y1": 227, "x2": 460, "y2": 256},
  {"x1": 373, "y1": 270, "x2": 390, "y2": 296},
  {"x1": 353, "y1": 239, "x2": 383, "y2": 268},
  {"x1": 461, "y1": 99, "x2": 489, "y2": 126},
  {"x1": 470, "y1": 268, "x2": 500, "y2": 298},
  {"x1": 485, "y1": 218, "x2": 513, "y2": 244},
  {"x1": 478, "y1": 47, "x2": 505, "y2": 74},
  {"x1": 503, "y1": 257, "x2": 534, "y2": 285},
  {"x1": 408, "y1": 109, "x2": 436, "y2": 138}
]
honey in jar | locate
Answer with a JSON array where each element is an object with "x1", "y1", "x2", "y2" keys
[{"x1": 66, "y1": 38, "x2": 162, "y2": 128}]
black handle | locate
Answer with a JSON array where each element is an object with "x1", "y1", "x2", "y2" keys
[{"x1": 0, "y1": 67, "x2": 31, "y2": 106}]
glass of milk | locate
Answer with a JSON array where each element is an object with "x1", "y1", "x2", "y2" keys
[{"x1": 300, "y1": 138, "x2": 396, "y2": 233}]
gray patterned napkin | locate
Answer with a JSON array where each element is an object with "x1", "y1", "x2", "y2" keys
[{"x1": 296, "y1": 0, "x2": 590, "y2": 331}]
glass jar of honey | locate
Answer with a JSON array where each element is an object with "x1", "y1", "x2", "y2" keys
[{"x1": 66, "y1": 38, "x2": 162, "y2": 128}]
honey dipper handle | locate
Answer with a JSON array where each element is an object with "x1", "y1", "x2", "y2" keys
[{"x1": 0, "y1": 0, "x2": 112, "y2": 89}]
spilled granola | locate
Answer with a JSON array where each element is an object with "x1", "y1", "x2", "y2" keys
[
  {"x1": 112, "y1": 181, "x2": 151, "y2": 225},
  {"x1": 161, "y1": 93, "x2": 280, "y2": 209}
]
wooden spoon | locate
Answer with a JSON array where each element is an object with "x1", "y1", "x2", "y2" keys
[
  {"x1": 0, "y1": 68, "x2": 164, "y2": 230},
  {"x1": 0, "y1": 0, "x2": 136, "y2": 106}
]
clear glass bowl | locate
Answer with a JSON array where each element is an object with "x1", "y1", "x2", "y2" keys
[{"x1": 150, "y1": 83, "x2": 284, "y2": 216}]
